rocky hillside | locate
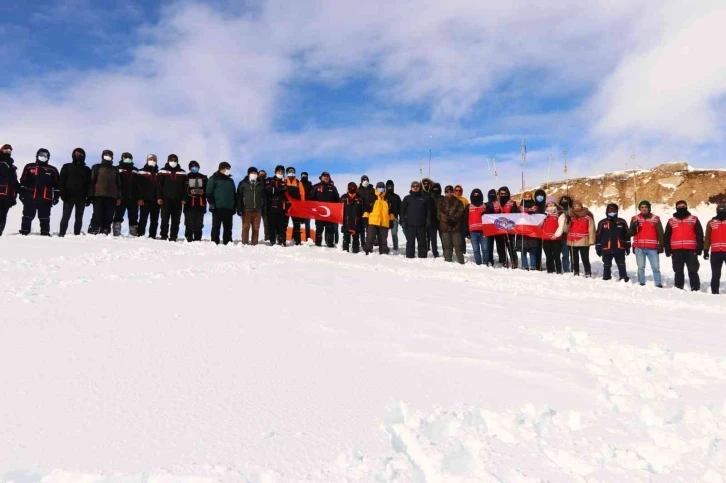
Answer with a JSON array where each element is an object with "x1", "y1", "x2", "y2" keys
[{"x1": 521, "y1": 162, "x2": 726, "y2": 209}]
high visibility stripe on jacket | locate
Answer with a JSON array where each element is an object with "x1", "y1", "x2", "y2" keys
[
  {"x1": 542, "y1": 213, "x2": 562, "y2": 240},
  {"x1": 706, "y1": 219, "x2": 726, "y2": 253},
  {"x1": 632, "y1": 214, "x2": 660, "y2": 249},
  {"x1": 668, "y1": 216, "x2": 698, "y2": 250},
  {"x1": 568, "y1": 215, "x2": 592, "y2": 242},
  {"x1": 467, "y1": 204, "x2": 486, "y2": 230}
]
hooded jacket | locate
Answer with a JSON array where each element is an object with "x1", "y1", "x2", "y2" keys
[
  {"x1": 341, "y1": 192, "x2": 364, "y2": 233},
  {"x1": 385, "y1": 180, "x2": 401, "y2": 219},
  {"x1": 367, "y1": 191, "x2": 392, "y2": 228},
  {"x1": 0, "y1": 153, "x2": 19, "y2": 202},
  {"x1": 467, "y1": 189, "x2": 486, "y2": 234},
  {"x1": 358, "y1": 182, "x2": 376, "y2": 216},
  {"x1": 59, "y1": 149, "x2": 91, "y2": 200},
  {"x1": 401, "y1": 188, "x2": 429, "y2": 227},
  {"x1": 533, "y1": 189, "x2": 547, "y2": 214},
  {"x1": 596, "y1": 207, "x2": 631, "y2": 255},
  {"x1": 427, "y1": 182, "x2": 442, "y2": 225}
]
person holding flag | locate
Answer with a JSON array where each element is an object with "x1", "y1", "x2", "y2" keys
[
  {"x1": 340, "y1": 182, "x2": 364, "y2": 253},
  {"x1": 285, "y1": 167, "x2": 307, "y2": 245},
  {"x1": 310, "y1": 171, "x2": 340, "y2": 248},
  {"x1": 541, "y1": 197, "x2": 568, "y2": 274}
]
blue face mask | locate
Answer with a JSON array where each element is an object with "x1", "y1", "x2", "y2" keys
[
  {"x1": 377, "y1": 187, "x2": 385, "y2": 193},
  {"x1": 536, "y1": 195, "x2": 544, "y2": 202},
  {"x1": 607, "y1": 212, "x2": 617, "y2": 218},
  {"x1": 190, "y1": 167, "x2": 199, "y2": 173}
]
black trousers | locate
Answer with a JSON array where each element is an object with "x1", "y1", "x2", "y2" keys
[
  {"x1": 114, "y1": 200, "x2": 139, "y2": 226},
  {"x1": 89, "y1": 197, "x2": 116, "y2": 234},
  {"x1": 138, "y1": 201, "x2": 160, "y2": 238},
  {"x1": 710, "y1": 252, "x2": 726, "y2": 294},
  {"x1": 543, "y1": 239, "x2": 562, "y2": 273},
  {"x1": 671, "y1": 250, "x2": 700, "y2": 290},
  {"x1": 20, "y1": 202, "x2": 52, "y2": 235},
  {"x1": 315, "y1": 221, "x2": 336, "y2": 247},
  {"x1": 571, "y1": 246, "x2": 591, "y2": 275},
  {"x1": 534, "y1": 240, "x2": 543, "y2": 271},
  {"x1": 342, "y1": 231, "x2": 361, "y2": 253},
  {"x1": 426, "y1": 225, "x2": 440, "y2": 257},
  {"x1": 292, "y1": 217, "x2": 306, "y2": 245},
  {"x1": 0, "y1": 200, "x2": 15, "y2": 235},
  {"x1": 602, "y1": 252, "x2": 628, "y2": 280},
  {"x1": 160, "y1": 199, "x2": 183, "y2": 241},
  {"x1": 59, "y1": 197, "x2": 86, "y2": 236},
  {"x1": 405, "y1": 225, "x2": 427, "y2": 258},
  {"x1": 184, "y1": 208, "x2": 204, "y2": 242},
  {"x1": 211, "y1": 208, "x2": 234, "y2": 245},
  {"x1": 267, "y1": 210, "x2": 289, "y2": 246},
  {"x1": 365, "y1": 225, "x2": 389, "y2": 254},
  {"x1": 490, "y1": 235, "x2": 518, "y2": 267}
]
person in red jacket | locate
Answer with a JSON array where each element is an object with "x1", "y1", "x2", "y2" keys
[
  {"x1": 540, "y1": 197, "x2": 568, "y2": 274},
  {"x1": 664, "y1": 200, "x2": 704, "y2": 291},
  {"x1": 703, "y1": 203, "x2": 726, "y2": 294}
]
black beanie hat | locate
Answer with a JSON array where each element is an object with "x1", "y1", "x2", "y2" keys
[
  {"x1": 361, "y1": 175, "x2": 369, "y2": 182},
  {"x1": 275, "y1": 164, "x2": 285, "y2": 174},
  {"x1": 36, "y1": 148, "x2": 50, "y2": 159},
  {"x1": 301, "y1": 171, "x2": 308, "y2": 178},
  {"x1": 638, "y1": 200, "x2": 651, "y2": 211},
  {"x1": 347, "y1": 181, "x2": 357, "y2": 190},
  {"x1": 121, "y1": 152, "x2": 133, "y2": 160},
  {"x1": 676, "y1": 200, "x2": 688, "y2": 208},
  {"x1": 386, "y1": 179, "x2": 394, "y2": 188},
  {"x1": 189, "y1": 160, "x2": 200, "y2": 169},
  {"x1": 218, "y1": 161, "x2": 231, "y2": 171},
  {"x1": 247, "y1": 166, "x2": 258, "y2": 175},
  {"x1": 375, "y1": 181, "x2": 385, "y2": 189},
  {"x1": 606, "y1": 203, "x2": 619, "y2": 213},
  {"x1": 168, "y1": 154, "x2": 178, "y2": 162},
  {"x1": 102, "y1": 149, "x2": 113, "y2": 158}
]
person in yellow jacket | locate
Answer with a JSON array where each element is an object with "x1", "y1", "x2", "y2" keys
[
  {"x1": 363, "y1": 181, "x2": 392, "y2": 255},
  {"x1": 454, "y1": 184, "x2": 469, "y2": 254}
]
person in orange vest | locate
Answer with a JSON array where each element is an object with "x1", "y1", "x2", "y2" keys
[
  {"x1": 703, "y1": 203, "x2": 726, "y2": 294},
  {"x1": 540, "y1": 197, "x2": 568, "y2": 274},
  {"x1": 285, "y1": 167, "x2": 308, "y2": 245},
  {"x1": 664, "y1": 200, "x2": 704, "y2": 291},
  {"x1": 340, "y1": 182, "x2": 364, "y2": 253},
  {"x1": 629, "y1": 200, "x2": 664, "y2": 287},
  {"x1": 566, "y1": 200, "x2": 595, "y2": 277}
]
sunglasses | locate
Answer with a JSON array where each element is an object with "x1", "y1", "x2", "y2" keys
[{"x1": 454, "y1": 188, "x2": 462, "y2": 192}]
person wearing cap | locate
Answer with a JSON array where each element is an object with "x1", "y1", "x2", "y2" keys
[
  {"x1": 704, "y1": 204, "x2": 726, "y2": 294},
  {"x1": 595, "y1": 203, "x2": 631, "y2": 282},
  {"x1": 237, "y1": 166, "x2": 266, "y2": 245},
  {"x1": 400, "y1": 180, "x2": 429, "y2": 258},
  {"x1": 88, "y1": 150, "x2": 122, "y2": 235},
  {"x1": 358, "y1": 175, "x2": 376, "y2": 247},
  {"x1": 665, "y1": 200, "x2": 703, "y2": 291},
  {"x1": 263, "y1": 165, "x2": 290, "y2": 247},
  {"x1": 437, "y1": 185, "x2": 465, "y2": 263},
  {"x1": 340, "y1": 181, "x2": 364, "y2": 253},
  {"x1": 207, "y1": 162, "x2": 235, "y2": 245},
  {"x1": 58, "y1": 148, "x2": 91, "y2": 237},
  {"x1": 181, "y1": 160, "x2": 207, "y2": 242},
  {"x1": 310, "y1": 171, "x2": 340, "y2": 247},
  {"x1": 385, "y1": 180, "x2": 401, "y2": 251},
  {"x1": 541, "y1": 197, "x2": 568, "y2": 273},
  {"x1": 558, "y1": 195, "x2": 574, "y2": 272},
  {"x1": 363, "y1": 181, "x2": 392, "y2": 255},
  {"x1": 137, "y1": 154, "x2": 162, "y2": 238},
  {"x1": 19, "y1": 148, "x2": 60, "y2": 236},
  {"x1": 0, "y1": 143, "x2": 19, "y2": 236},
  {"x1": 285, "y1": 166, "x2": 308, "y2": 245},
  {"x1": 111, "y1": 152, "x2": 142, "y2": 237},
  {"x1": 629, "y1": 200, "x2": 664, "y2": 287},
  {"x1": 467, "y1": 188, "x2": 488, "y2": 265},
  {"x1": 300, "y1": 172, "x2": 313, "y2": 241},
  {"x1": 157, "y1": 154, "x2": 187, "y2": 242}
]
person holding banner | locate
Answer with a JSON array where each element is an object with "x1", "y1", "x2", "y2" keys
[
  {"x1": 566, "y1": 201, "x2": 595, "y2": 277},
  {"x1": 541, "y1": 197, "x2": 568, "y2": 274},
  {"x1": 310, "y1": 171, "x2": 339, "y2": 248},
  {"x1": 467, "y1": 188, "x2": 488, "y2": 265},
  {"x1": 340, "y1": 182, "x2": 364, "y2": 253},
  {"x1": 438, "y1": 185, "x2": 465, "y2": 264},
  {"x1": 516, "y1": 191, "x2": 540, "y2": 270}
]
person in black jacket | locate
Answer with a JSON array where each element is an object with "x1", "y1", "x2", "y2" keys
[
  {"x1": 300, "y1": 171, "x2": 312, "y2": 241},
  {"x1": 137, "y1": 154, "x2": 161, "y2": 238},
  {"x1": 595, "y1": 203, "x2": 631, "y2": 282},
  {"x1": 19, "y1": 148, "x2": 60, "y2": 236},
  {"x1": 207, "y1": 162, "x2": 236, "y2": 245},
  {"x1": 426, "y1": 182, "x2": 442, "y2": 257},
  {"x1": 58, "y1": 147, "x2": 91, "y2": 236},
  {"x1": 265, "y1": 165, "x2": 290, "y2": 247},
  {"x1": 0, "y1": 144, "x2": 19, "y2": 236},
  {"x1": 112, "y1": 152, "x2": 142, "y2": 236},
  {"x1": 386, "y1": 180, "x2": 402, "y2": 251},
  {"x1": 358, "y1": 175, "x2": 375, "y2": 247},
  {"x1": 310, "y1": 171, "x2": 340, "y2": 247},
  {"x1": 400, "y1": 180, "x2": 429, "y2": 258},
  {"x1": 182, "y1": 160, "x2": 207, "y2": 242},
  {"x1": 341, "y1": 182, "x2": 364, "y2": 253},
  {"x1": 157, "y1": 154, "x2": 187, "y2": 241},
  {"x1": 88, "y1": 150, "x2": 122, "y2": 235}
]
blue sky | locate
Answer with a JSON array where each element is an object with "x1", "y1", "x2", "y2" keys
[{"x1": 1, "y1": 0, "x2": 724, "y2": 192}]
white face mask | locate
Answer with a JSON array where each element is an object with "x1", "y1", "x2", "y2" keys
[
  {"x1": 147, "y1": 160, "x2": 157, "y2": 167},
  {"x1": 248, "y1": 173, "x2": 258, "y2": 181},
  {"x1": 37, "y1": 156, "x2": 48, "y2": 162},
  {"x1": 275, "y1": 173, "x2": 283, "y2": 179},
  {"x1": 546, "y1": 206, "x2": 557, "y2": 214},
  {"x1": 362, "y1": 181, "x2": 369, "y2": 187},
  {"x1": 103, "y1": 155, "x2": 112, "y2": 161},
  {"x1": 287, "y1": 173, "x2": 295, "y2": 178},
  {"x1": 169, "y1": 161, "x2": 178, "y2": 168}
]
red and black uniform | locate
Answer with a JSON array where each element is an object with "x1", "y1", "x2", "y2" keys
[
  {"x1": 136, "y1": 164, "x2": 161, "y2": 238},
  {"x1": 0, "y1": 147, "x2": 19, "y2": 236},
  {"x1": 484, "y1": 186, "x2": 518, "y2": 267},
  {"x1": 542, "y1": 211, "x2": 564, "y2": 274},
  {"x1": 310, "y1": 177, "x2": 340, "y2": 247},
  {"x1": 630, "y1": 214, "x2": 663, "y2": 250},
  {"x1": 113, "y1": 162, "x2": 142, "y2": 235},
  {"x1": 183, "y1": 169, "x2": 207, "y2": 242},
  {"x1": 265, "y1": 173, "x2": 290, "y2": 246},
  {"x1": 286, "y1": 176, "x2": 307, "y2": 245},
  {"x1": 19, "y1": 150, "x2": 60, "y2": 236},
  {"x1": 341, "y1": 190, "x2": 364, "y2": 253},
  {"x1": 595, "y1": 206, "x2": 631, "y2": 281},
  {"x1": 705, "y1": 213, "x2": 726, "y2": 294},
  {"x1": 665, "y1": 206, "x2": 703, "y2": 291},
  {"x1": 157, "y1": 158, "x2": 187, "y2": 241}
]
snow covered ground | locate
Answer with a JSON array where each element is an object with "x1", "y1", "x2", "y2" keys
[{"x1": 1, "y1": 204, "x2": 725, "y2": 483}]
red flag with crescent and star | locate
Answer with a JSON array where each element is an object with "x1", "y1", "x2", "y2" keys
[{"x1": 285, "y1": 194, "x2": 343, "y2": 224}]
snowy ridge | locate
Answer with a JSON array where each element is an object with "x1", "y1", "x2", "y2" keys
[{"x1": 1, "y1": 206, "x2": 725, "y2": 483}]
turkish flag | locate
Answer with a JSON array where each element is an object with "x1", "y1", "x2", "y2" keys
[{"x1": 286, "y1": 195, "x2": 343, "y2": 224}]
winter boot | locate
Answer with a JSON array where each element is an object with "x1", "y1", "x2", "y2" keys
[
  {"x1": 112, "y1": 222, "x2": 122, "y2": 237},
  {"x1": 129, "y1": 225, "x2": 138, "y2": 237}
]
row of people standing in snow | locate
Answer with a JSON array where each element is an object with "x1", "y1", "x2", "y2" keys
[{"x1": 1, "y1": 144, "x2": 725, "y2": 294}]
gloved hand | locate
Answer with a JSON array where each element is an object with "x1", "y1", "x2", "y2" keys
[
  {"x1": 401, "y1": 221, "x2": 406, "y2": 231},
  {"x1": 52, "y1": 194, "x2": 60, "y2": 206},
  {"x1": 11, "y1": 196, "x2": 17, "y2": 207},
  {"x1": 237, "y1": 210, "x2": 243, "y2": 217},
  {"x1": 349, "y1": 229, "x2": 356, "y2": 235},
  {"x1": 86, "y1": 197, "x2": 93, "y2": 207},
  {"x1": 425, "y1": 220, "x2": 430, "y2": 229},
  {"x1": 704, "y1": 252, "x2": 710, "y2": 260},
  {"x1": 208, "y1": 203, "x2": 215, "y2": 213},
  {"x1": 696, "y1": 250, "x2": 703, "y2": 257},
  {"x1": 658, "y1": 247, "x2": 664, "y2": 254},
  {"x1": 665, "y1": 250, "x2": 671, "y2": 258},
  {"x1": 596, "y1": 246, "x2": 603, "y2": 257},
  {"x1": 625, "y1": 247, "x2": 631, "y2": 256}
]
